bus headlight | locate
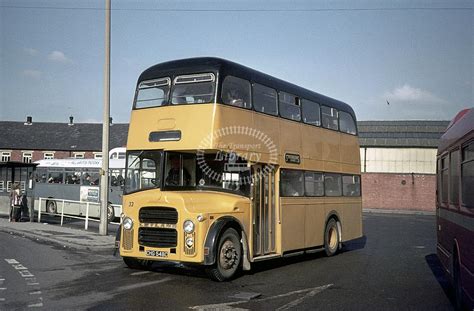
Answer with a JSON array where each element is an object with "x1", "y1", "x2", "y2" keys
[
  {"x1": 183, "y1": 220, "x2": 195, "y2": 233},
  {"x1": 185, "y1": 236, "x2": 194, "y2": 247},
  {"x1": 123, "y1": 217, "x2": 133, "y2": 230}
]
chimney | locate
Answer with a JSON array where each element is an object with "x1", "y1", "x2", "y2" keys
[
  {"x1": 24, "y1": 116, "x2": 33, "y2": 125},
  {"x1": 69, "y1": 115, "x2": 74, "y2": 126}
]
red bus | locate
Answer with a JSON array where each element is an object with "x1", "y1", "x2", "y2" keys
[{"x1": 437, "y1": 108, "x2": 474, "y2": 310}]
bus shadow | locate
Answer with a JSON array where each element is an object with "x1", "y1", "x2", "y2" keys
[
  {"x1": 425, "y1": 253, "x2": 455, "y2": 307},
  {"x1": 247, "y1": 235, "x2": 367, "y2": 276}
]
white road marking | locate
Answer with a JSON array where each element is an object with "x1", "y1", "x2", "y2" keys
[
  {"x1": 114, "y1": 278, "x2": 171, "y2": 292},
  {"x1": 130, "y1": 271, "x2": 151, "y2": 276},
  {"x1": 4, "y1": 259, "x2": 19, "y2": 264},
  {"x1": 12, "y1": 264, "x2": 28, "y2": 270},
  {"x1": 190, "y1": 284, "x2": 333, "y2": 310},
  {"x1": 27, "y1": 283, "x2": 40, "y2": 286},
  {"x1": 0, "y1": 288, "x2": 6, "y2": 290},
  {"x1": 29, "y1": 291, "x2": 42, "y2": 295},
  {"x1": 19, "y1": 270, "x2": 35, "y2": 278},
  {"x1": 0, "y1": 298, "x2": 5, "y2": 301},
  {"x1": 275, "y1": 284, "x2": 333, "y2": 310},
  {"x1": 27, "y1": 302, "x2": 43, "y2": 308}
]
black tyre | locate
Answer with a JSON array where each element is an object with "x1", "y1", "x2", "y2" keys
[
  {"x1": 206, "y1": 228, "x2": 242, "y2": 282},
  {"x1": 123, "y1": 257, "x2": 152, "y2": 270},
  {"x1": 107, "y1": 203, "x2": 115, "y2": 223},
  {"x1": 46, "y1": 200, "x2": 57, "y2": 214},
  {"x1": 324, "y1": 218, "x2": 339, "y2": 257}
]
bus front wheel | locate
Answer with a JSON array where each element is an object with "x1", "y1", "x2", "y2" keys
[
  {"x1": 46, "y1": 200, "x2": 57, "y2": 214},
  {"x1": 324, "y1": 218, "x2": 339, "y2": 257},
  {"x1": 206, "y1": 228, "x2": 242, "y2": 282}
]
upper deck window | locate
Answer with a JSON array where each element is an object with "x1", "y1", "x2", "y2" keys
[
  {"x1": 171, "y1": 73, "x2": 216, "y2": 105},
  {"x1": 279, "y1": 92, "x2": 301, "y2": 121},
  {"x1": 253, "y1": 84, "x2": 278, "y2": 116},
  {"x1": 321, "y1": 106, "x2": 339, "y2": 130},
  {"x1": 339, "y1": 111, "x2": 357, "y2": 135},
  {"x1": 221, "y1": 76, "x2": 251, "y2": 109},
  {"x1": 135, "y1": 78, "x2": 171, "y2": 109},
  {"x1": 301, "y1": 99, "x2": 321, "y2": 126}
]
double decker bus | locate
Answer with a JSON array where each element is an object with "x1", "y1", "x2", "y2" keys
[
  {"x1": 34, "y1": 148, "x2": 126, "y2": 222},
  {"x1": 437, "y1": 108, "x2": 474, "y2": 309},
  {"x1": 120, "y1": 57, "x2": 362, "y2": 281}
]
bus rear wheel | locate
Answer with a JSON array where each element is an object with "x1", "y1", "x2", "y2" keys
[
  {"x1": 107, "y1": 204, "x2": 115, "y2": 222},
  {"x1": 46, "y1": 200, "x2": 57, "y2": 214},
  {"x1": 206, "y1": 228, "x2": 242, "y2": 282},
  {"x1": 324, "y1": 218, "x2": 339, "y2": 257}
]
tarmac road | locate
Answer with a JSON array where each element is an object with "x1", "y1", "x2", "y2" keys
[{"x1": 0, "y1": 213, "x2": 454, "y2": 310}]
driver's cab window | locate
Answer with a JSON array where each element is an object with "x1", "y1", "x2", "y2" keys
[{"x1": 164, "y1": 153, "x2": 195, "y2": 187}]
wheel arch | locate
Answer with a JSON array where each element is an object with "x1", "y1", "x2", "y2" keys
[{"x1": 203, "y1": 216, "x2": 249, "y2": 269}]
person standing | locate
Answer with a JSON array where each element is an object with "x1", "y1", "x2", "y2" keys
[{"x1": 9, "y1": 183, "x2": 22, "y2": 222}]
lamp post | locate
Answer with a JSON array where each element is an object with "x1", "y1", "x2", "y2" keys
[{"x1": 99, "y1": 0, "x2": 111, "y2": 235}]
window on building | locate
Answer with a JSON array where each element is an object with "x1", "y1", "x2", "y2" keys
[
  {"x1": 342, "y1": 175, "x2": 361, "y2": 196},
  {"x1": 279, "y1": 92, "x2": 301, "y2": 121},
  {"x1": 461, "y1": 142, "x2": 474, "y2": 208},
  {"x1": 301, "y1": 99, "x2": 321, "y2": 126},
  {"x1": 0, "y1": 181, "x2": 4, "y2": 192},
  {"x1": 73, "y1": 153, "x2": 85, "y2": 159},
  {"x1": 321, "y1": 106, "x2": 339, "y2": 130},
  {"x1": 339, "y1": 111, "x2": 357, "y2": 135},
  {"x1": 253, "y1": 84, "x2": 278, "y2": 116},
  {"x1": 280, "y1": 169, "x2": 304, "y2": 197},
  {"x1": 304, "y1": 171, "x2": 324, "y2": 196},
  {"x1": 44, "y1": 152, "x2": 54, "y2": 160},
  {"x1": 22, "y1": 152, "x2": 33, "y2": 163},
  {"x1": 324, "y1": 173, "x2": 342, "y2": 196},
  {"x1": 221, "y1": 76, "x2": 251, "y2": 109},
  {"x1": 1, "y1": 152, "x2": 11, "y2": 162}
]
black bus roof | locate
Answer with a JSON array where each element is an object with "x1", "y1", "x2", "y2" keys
[{"x1": 138, "y1": 57, "x2": 356, "y2": 119}]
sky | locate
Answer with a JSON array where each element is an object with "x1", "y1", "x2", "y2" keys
[{"x1": 0, "y1": 0, "x2": 473, "y2": 124}]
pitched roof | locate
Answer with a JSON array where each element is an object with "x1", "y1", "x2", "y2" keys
[
  {"x1": 358, "y1": 120, "x2": 450, "y2": 148},
  {"x1": 0, "y1": 121, "x2": 128, "y2": 151}
]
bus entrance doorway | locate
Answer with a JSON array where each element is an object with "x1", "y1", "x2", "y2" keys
[{"x1": 252, "y1": 165, "x2": 276, "y2": 257}]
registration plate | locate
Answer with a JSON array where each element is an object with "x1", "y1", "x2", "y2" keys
[{"x1": 146, "y1": 250, "x2": 168, "y2": 258}]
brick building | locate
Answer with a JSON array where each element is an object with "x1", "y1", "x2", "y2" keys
[
  {"x1": 359, "y1": 120, "x2": 449, "y2": 211},
  {"x1": 0, "y1": 117, "x2": 128, "y2": 162},
  {"x1": 1, "y1": 117, "x2": 448, "y2": 211}
]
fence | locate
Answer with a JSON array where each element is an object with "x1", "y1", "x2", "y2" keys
[{"x1": 37, "y1": 197, "x2": 121, "y2": 230}]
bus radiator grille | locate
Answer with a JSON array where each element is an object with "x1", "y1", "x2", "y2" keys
[
  {"x1": 138, "y1": 228, "x2": 177, "y2": 248},
  {"x1": 139, "y1": 207, "x2": 178, "y2": 224},
  {"x1": 122, "y1": 228, "x2": 134, "y2": 250}
]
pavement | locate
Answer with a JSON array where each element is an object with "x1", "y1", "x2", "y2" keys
[{"x1": 0, "y1": 217, "x2": 118, "y2": 255}]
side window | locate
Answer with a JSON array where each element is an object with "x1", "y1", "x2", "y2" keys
[
  {"x1": 47, "y1": 169, "x2": 64, "y2": 184},
  {"x1": 441, "y1": 156, "x2": 448, "y2": 203},
  {"x1": 280, "y1": 169, "x2": 304, "y2": 197},
  {"x1": 36, "y1": 168, "x2": 48, "y2": 183},
  {"x1": 461, "y1": 142, "x2": 474, "y2": 208},
  {"x1": 253, "y1": 84, "x2": 278, "y2": 116},
  {"x1": 279, "y1": 92, "x2": 301, "y2": 121},
  {"x1": 342, "y1": 175, "x2": 361, "y2": 196},
  {"x1": 324, "y1": 173, "x2": 342, "y2": 196},
  {"x1": 449, "y1": 150, "x2": 459, "y2": 205},
  {"x1": 304, "y1": 171, "x2": 324, "y2": 196},
  {"x1": 339, "y1": 111, "x2": 357, "y2": 135},
  {"x1": 321, "y1": 106, "x2": 339, "y2": 130},
  {"x1": 135, "y1": 77, "x2": 171, "y2": 109},
  {"x1": 221, "y1": 76, "x2": 251, "y2": 109},
  {"x1": 301, "y1": 99, "x2": 321, "y2": 126}
]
